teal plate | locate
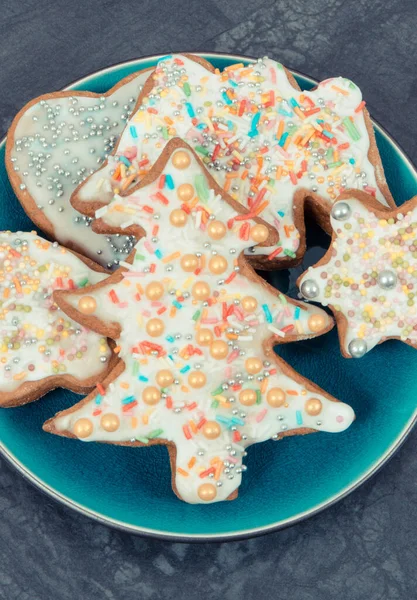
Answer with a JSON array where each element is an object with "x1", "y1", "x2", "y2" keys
[{"x1": 1, "y1": 53, "x2": 416, "y2": 541}]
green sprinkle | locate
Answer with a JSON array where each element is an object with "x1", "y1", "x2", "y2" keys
[
  {"x1": 148, "y1": 429, "x2": 163, "y2": 439},
  {"x1": 211, "y1": 400, "x2": 220, "y2": 409},
  {"x1": 77, "y1": 277, "x2": 89, "y2": 287},
  {"x1": 135, "y1": 253, "x2": 145, "y2": 261},
  {"x1": 192, "y1": 310, "x2": 201, "y2": 321},
  {"x1": 195, "y1": 174, "x2": 210, "y2": 202},
  {"x1": 211, "y1": 385, "x2": 224, "y2": 396},
  {"x1": 195, "y1": 145, "x2": 209, "y2": 157},
  {"x1": 162, "y1": 126, "x2": 169, "y2": 140},
  {"x1": 284, "y1": 249, "x2": 296, "y2": 258},
  {"x1": 136, "y1": 436, "x2": 149, "y2": 444},
  {"x1": 342, "y1": 117, "x2": 361, "y2": 141},
  {"x1": 183, "y1": 82, "x2": 191, "y2": 97},
  {"x1": 256, "y1": 390, "x2": 262, "y2": 404},
  {"x1": 328, "y1": 161, "x2": 343, "y2": 169}
]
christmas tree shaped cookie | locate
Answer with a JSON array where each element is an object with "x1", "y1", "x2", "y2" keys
[
  {"x1": 0, "y1": 231, "x2": 116, "y2": 407},
  {"x1": 45, "y1": 140, "x2": 354, "y2": 504},
  {"x1": 6, "y1": 68, "x2": 151, "y2": 268},
  {"x1": 299, "y1": 192, "x2": 417, "y2": 357},
  {"x1": 71, "y1": 54, "x2": 393, "y2": 266}
]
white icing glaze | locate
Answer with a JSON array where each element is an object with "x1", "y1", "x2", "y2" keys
[
  {"x1": 0, "y1": 231, "x2": 111, "y2": 393},
  {"x1": 53, "y1": 145, "x2": 354, "y2": 503},
  {"x1": 10, "y1": 71, "x2": 149, "y2": 267},
  {"x1": 76, "y1": 54, "x2": 388, "y2": 259},
  {"x1": 299, "y1": 198, "x2": 417, "y2": 356}
]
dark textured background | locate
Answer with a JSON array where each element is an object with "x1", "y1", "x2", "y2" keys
[{"x1": 1, "y1": 1, "x2": 417, "y2": 598}]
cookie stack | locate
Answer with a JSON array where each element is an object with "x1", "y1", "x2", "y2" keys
[{"x1": 3, "y1": 54, "x2": 410, "y2": 504}]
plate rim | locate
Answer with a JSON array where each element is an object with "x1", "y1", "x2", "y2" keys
[{"x1": 1, "y1": 51, "x2": 417, "y2": 542}]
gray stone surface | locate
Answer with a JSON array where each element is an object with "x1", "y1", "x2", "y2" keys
[{"x1": 1, "y1": 1, "x2": 417, "y2": 598}]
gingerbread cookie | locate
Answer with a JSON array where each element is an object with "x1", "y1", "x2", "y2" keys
[
  {"x1": 298, "y1": 192, "x2": 417, "y2": 357},
  {"x1": 6, "y1": 68, "x2": 151, "y2": 268},
  {"x1": 0, "y1": 231, "x2": 116, "y2": 407},
  {"x1": 44, "y1": 140, "x2": 354, "y2": 504},
  {"x1": 71, "y1": 53, "x2": 393, "y2": 268}
]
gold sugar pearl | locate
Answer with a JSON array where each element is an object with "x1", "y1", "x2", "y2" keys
[
  {"x1": 171, "y1": 150, "x2": 191, "y2": 170},
  {"x1": 192, "y1": 281, "x2": 211, "y2": 301},
  {"x1": 307, "y1": 313, "x2": 327, "y2": 333},
  {"x1": 196, "y1": 328, "x2": 213, "y2": 346},
  {"x1": 198, "y1": 483, "x2": 217, "y2": 501},
  {"x1": 142, "y1": 386, "x2": 161, "y2": 405},
  {"x1": 267, "y1": 388, "x2": 286, "y2": 407},
  {"x1": 250, "y1": 224, "x2": 269, "y2": 243},
  {"x1": 146, "y1": 318, "x2": 165, "y2": 337},
  {"x1": 210, "y1": 340, "x2": 229, "y2": 360},
  {"x1": 100, "y1": 413, "x2": 120, "y2": 432},
  {"x1": 239, "y1": 389, "x2": 257, "y2": 406},
  {"x1": 202, "y1": 421, "x2": 221, "y2": 439},
  {"x1": 177, "y1": 183, "x2": 194, "y2": 202},
  {"x1": 207, "y1": 220, "x2": 227, "y2": 240},
  {"x1": 245, "y1": 357, "x2": 263, "y2": 374},
  {"x1": 188, "y1": 371, "x2": 207, "y2": 389},
  {"x1": 181, "y1": 254, "x2": 198, "y2": 272},
  {"x1": 208, "y1": 255, "x2": 228, "y2": 275},
  {"x1": 78, "y1": 296, "x2": 97, "y2": 315},
  {"x1": 145, "y1": 281, "x2": 164, "y2": 301},
  {"x1": 169, "y1": 208, "x2": 188, "y2": 227},
  {"x1": 73, "y1": 418, "x2": 93, "y2": 438},
  {"x1": 156, "y1": 369, "x2": 174, "y2": 387},
  {"x1": 305, "y1": 398, "x2": 323, "y2": 416},
  {"x1": 241, "y1": 296, "x2": 258, "y2": 313}
]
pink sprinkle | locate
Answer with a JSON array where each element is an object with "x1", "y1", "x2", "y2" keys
[
  {"x1": 256, "y1": 408, "x2": 267, "y2": 423},
  {"x1": 228, "y1": 456, "x2": 239, "y2": 464},
  {"x1": 118, "y1": 302, "x2": 129, "y2": 308},
  {"x1": 227, "y1": 349, "x2": 239, "y2": 364},
  {"x1": 336, "y1": 415, "x2": 344, "y2": 423},
  {"x1": 142, "y1": 310, "x2": 151, "y2": 317},
  {"x1": 276, "y1": 145, "x2": 290, "y2": 159},
  {"x1": 270, "y1": 67, "x2": 277, "y2": 84},
  {"x1": 122, "y1": 271, "x2": 145, "y2": 278},
  {"x1": 144, "y1": 241, "x2": 154, "y2": 254},
  {"x1": 233, "y1": 306, "x2": 245, "y2": 320}
]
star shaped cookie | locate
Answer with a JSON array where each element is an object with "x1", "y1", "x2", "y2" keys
[{"x1": 299, "y1": 192, "x2": 417, "y2": 357}]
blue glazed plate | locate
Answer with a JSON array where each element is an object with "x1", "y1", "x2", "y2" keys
[{"x1": 1, "y1": 53, "x2": 416, "y2": 541}]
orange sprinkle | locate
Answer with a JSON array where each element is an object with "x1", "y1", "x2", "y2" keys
[
  {"x1": 355, "y1": 100, "x2": 366, "y2": 113},
  {"x1": 225, "y1": 62, "x2": 244, "y2": 71},
  {"x1": 13, "y1": 278, "x2": 22, "y2": 294},
  {"x1": 162, "y1": 251, "x2": 181, "y2": 264},
  {"x1": 188, "y1": 457, "x2": 196, "y2": 469},
  {"x1": 177, "y1": 468, "x2": 189, "y2": 477},
  {"x1": 121, "y1": 171, "x2": 138, "y2": 191},
  {"x1": 331, "y1": 85, "x2": 349, "y2": 96},
  {"x1": 131, "y1": 417, "x2": 138, "y2": 429},
  {"x1": 286, "y1": 390, "x2": 299, "y2": 396},
  {"x1": 142, "y1": 414, "x2": 149, "y2": 425},
  {"x1": 277, "y1": 120, "x2": 285, "y2": 139},
  {"x1": 214, "y1": 461, "x2": 224, "y2": 480},
  {"x1": 3, "y1": 288, "x2": 10, "y2": 299},
  {"x1": 294, "y1": 107, "x2": 306, "y2": 120},
  {"x1": 189, "y1": 420, "x2": 198, "y2": 435},
  {"x1": 114, "y1": 346, "x2": 122, "y2": 354}
]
